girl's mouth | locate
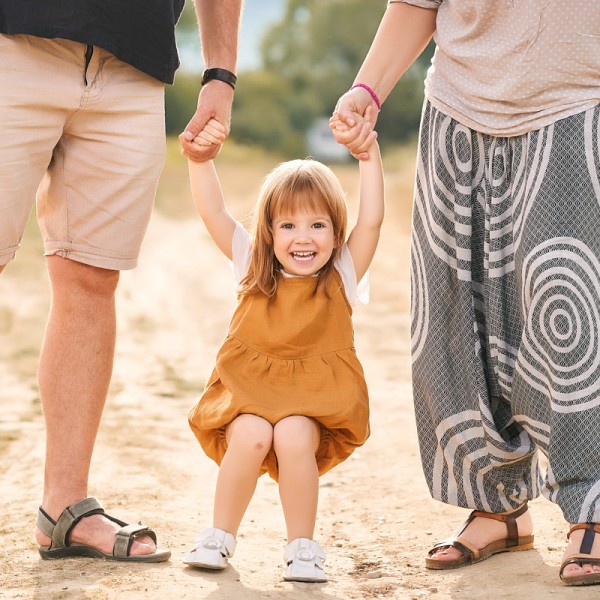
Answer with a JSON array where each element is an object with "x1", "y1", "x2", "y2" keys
[{"x1": 291, "y1": 251, "x2": 316, "y2": 262}]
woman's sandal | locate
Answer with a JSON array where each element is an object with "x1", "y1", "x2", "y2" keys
[
  {"x1": 560, "y1": 523, "x2": 600, "y2": 586},
  {"x1": 425, "y1": 503, "x2": 534, "y2": 570},
  {"x1": 36, "y1": 496, "x2": 171, "y2": 562}
]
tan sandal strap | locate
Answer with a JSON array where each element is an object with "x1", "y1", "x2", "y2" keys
[
  {"x1": 428, "y1": 537, "x2": 479, "y2": 560},
  {"x1": 568, "y1": 523, "x2": 600, "y2": 537},
  {"x1": 566, "y1": 523, "x2": 600, "y2": 554},
  {"x1": 470, "y1": 503, "x2": 528, "y2": 548},
  {"x1": 431, "y1": 504, "x2": 529, "y2": 560}
]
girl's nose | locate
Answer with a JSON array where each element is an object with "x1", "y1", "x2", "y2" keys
[{"x1": 295, "y1": 228, "x2": 311, "y2": 242}]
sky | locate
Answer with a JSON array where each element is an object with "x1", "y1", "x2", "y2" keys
[{"x1": 178, "y1": 0, "x2": 285, "y2": 73}]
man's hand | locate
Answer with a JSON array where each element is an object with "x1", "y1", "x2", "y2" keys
[{"x1": 179, "y1": 80, "x2": 234, "y2": 161}]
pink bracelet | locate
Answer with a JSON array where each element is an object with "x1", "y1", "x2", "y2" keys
[{"x1": 351, "y1": 83, "x2": 381, "y2": 111}]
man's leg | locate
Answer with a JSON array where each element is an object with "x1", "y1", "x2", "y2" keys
[
  {"x1": 26, "y1": 39, "x2": 166, "y2": 556},
  {"x1": 35, "y1": 256, "x2": 154, "y2": 555}
]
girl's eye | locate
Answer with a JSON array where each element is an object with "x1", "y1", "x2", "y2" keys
[
  {"x1": 281, "y1": 223, "x2": 294, "y2": 229},
  {"x1": 312, "y1": 222, "x2": 326, "y2": 229}
]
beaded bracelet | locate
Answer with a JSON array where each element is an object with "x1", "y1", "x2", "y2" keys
[{"x1": 351, "y1": 83, "x2": 381, "y2": 111}]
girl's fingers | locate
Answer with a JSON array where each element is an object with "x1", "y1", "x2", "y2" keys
[
  {"x1": 346, "y1": 121, "x2": 373, "y2": 152},
  {"x1": 330, "y1": 119, "x2": 351, "y2": 133},
  {"x1": 204, "y1": 120, "x2": 227, "y2": 137},
  {"x1": 193, "y1": 118, "x2": 228, "y2": 146},
  {"x1": 195, "y1": 131, "x2": 221, "y2": 145}
]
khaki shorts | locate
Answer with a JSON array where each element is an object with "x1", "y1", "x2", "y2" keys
[{"x1": 0, "y1": 34, "x2": 166, "y2": 270}]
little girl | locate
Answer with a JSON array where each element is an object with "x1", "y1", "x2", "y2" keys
[{"x1": 184, "y1": 111, "x2": 383, "y2": 582}]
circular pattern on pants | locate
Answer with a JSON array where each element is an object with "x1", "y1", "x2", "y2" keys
[{"x1": 518, "y1": 238, "x2": 600, "y2": 412}]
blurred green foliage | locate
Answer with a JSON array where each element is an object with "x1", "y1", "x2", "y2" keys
[{"x1": 166, "y1": 0, "x2": 434, "y2": 156}]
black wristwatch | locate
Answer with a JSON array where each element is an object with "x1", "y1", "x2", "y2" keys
[{"x1": 201, "y1": 68, "x2": 237, "y2": 90}]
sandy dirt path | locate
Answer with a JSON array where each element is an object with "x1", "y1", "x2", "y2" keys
[{"x1": 0, "y1": 153, "x2": 586, "y2": 599}]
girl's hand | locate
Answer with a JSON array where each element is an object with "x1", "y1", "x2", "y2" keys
[
  {"x1": 329, "y1": 105, "x2": 378, "y2": 161},
  {"x1": 190, "y1": 118, "x2": 228, "y2": 151}
]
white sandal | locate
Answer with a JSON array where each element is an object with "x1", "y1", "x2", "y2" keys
[
  {"x1": 183, "y1": 527, "x2": 236, "y2": 570},
  {"x1": 283, "y1": 538, "x2": 327, "y2": 582}
]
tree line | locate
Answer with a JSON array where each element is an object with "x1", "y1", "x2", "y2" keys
[{"x1": 166, "y1": 0, "x2": 434, "y2": 156}]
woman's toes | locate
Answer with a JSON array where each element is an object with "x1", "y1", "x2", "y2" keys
[{"x1": 430, "y1": 546, "x2": 462, "y2": 561}]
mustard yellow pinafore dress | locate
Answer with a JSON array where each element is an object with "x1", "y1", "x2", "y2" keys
[{"x1": 188, "y1": 270, "x2": 370, "y2": 481}]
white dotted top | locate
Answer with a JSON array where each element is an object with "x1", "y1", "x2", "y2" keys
[{"x1": 392, "y1": 0, "x2": 600, "y2": 135}]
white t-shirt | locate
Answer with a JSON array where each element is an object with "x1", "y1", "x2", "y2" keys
[
  {"x1": 394, "y1": 0, "x2": 600, "y2": 136},
  {"x1": 231, "y1": 222, "x2": 369, "y2": 306}
]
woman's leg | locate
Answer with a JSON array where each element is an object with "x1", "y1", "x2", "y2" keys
[
  {"x1": 412, "y1": 103, "x2": 541, "y2": 564},
  {"x1": 213, "y1": 414, "x2": 273, "y2": 535},
  {"x1": 422, "y1": 104, "x2": 600, "y2": 578},
  {"x1": 508, "y1": 105, "x2": 600, "y2": 581},
  {"x1": 273, "y1": 416, "x2": 321, "y2": 541}
]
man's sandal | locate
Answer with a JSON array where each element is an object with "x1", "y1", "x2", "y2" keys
[
  {"x1": 425, "y1": 503, "x2": 534, "y2": 570},
  {"x1": 36, "y1": 497, "x2": 171, "y2": 562},
  {"x1": 560, "y1": 523, "x2": 600, "y2": 586}
]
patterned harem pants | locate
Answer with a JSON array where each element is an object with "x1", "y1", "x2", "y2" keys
[{"x1": 411, "y1": 101, "x2": 600, "y2": 524}]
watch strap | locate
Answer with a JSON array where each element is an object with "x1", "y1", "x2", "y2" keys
[{"x1": 201, "y1": 68, "x2": 237, "y2": 90}]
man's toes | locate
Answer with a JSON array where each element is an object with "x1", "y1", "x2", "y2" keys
[{"x1": 130, "y1": 535, "x2": 157, "y2": 556}]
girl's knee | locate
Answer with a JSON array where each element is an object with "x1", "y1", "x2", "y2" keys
[
  {"x1": 273, "y1": 416, "x2": 320, "y2": 456},
  {"x1": 227, "y1": 414, "x2": 274, "y2": 454}
]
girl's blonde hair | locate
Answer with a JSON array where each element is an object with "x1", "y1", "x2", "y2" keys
[{"x1": 240, "y1": 159, "x2": 348, "y2": 297}]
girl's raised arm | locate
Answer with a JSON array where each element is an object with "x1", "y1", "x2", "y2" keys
[
  {"x1": 188, "y1": 120, "x2": 237, "y2": 259},
  {"x1": 346, "y1": 113, "x2": 384, "y2": 281}
]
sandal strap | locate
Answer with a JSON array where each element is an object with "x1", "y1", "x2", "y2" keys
[
  {"x1": 196, "y1": 528, "x2": 236, "y2": 557},
  {"x1": 430, "y1": 503, "x2": 529, "y2": 558},
  {"x1": 567, "y1": 523, "x2": 600, "y2": 554},
  {"x1": 36, "y1": 497, "x2": 157, "y2": 557},
  {"x1": 38, "y1": 497, "x2": 106, "y2": 549},
  {"x1": 284, "y1": 539, "x2": 326, "y2": 563},
  {"x1": 36, "y1": 506, "x2": 57, "y2": 539},
  {"x1": 55, "y1": 497, "x2": 106, "y2": 549},
  {"x1": 428, "y1": 537, "x2": 479, "y2": 560},
  {"x1": 114, "y1": 523, "x2": 157, "y2": 558},
  {"x1": 469, "y1": 503, "x2": 528, "y2": 548}
]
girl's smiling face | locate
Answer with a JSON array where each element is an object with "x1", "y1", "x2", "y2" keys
[{"x1": 272, "y1": 209, "x2": 336, "y2": 276}]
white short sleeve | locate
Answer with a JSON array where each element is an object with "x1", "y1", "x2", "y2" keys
[
  {"x1": 334, "y1": 244, "x2": 370, "y2": 306},
  {"x1": 389, "y1": 0, "x2": 441, "y2": 7},
  {"x1": 232, "y1": 221, "x2": 252, "y2": 285}
]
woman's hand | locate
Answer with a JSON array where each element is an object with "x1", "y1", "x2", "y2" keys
[{"x1": 330, "y1": 102, "x2": 378, "y2": 160}]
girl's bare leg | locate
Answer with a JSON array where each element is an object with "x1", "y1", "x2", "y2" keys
[
  {"x1": 213, "y1": 414, "x2": 273, "y2": 535},
  {"x1": 274, "y1": 416, "x2": 320, "y2": 540}
]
